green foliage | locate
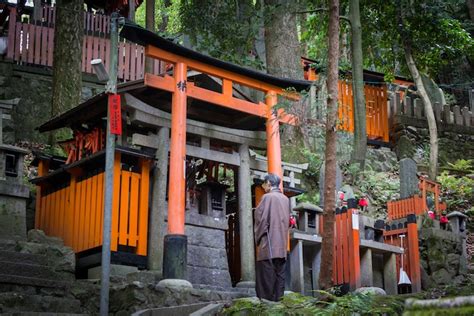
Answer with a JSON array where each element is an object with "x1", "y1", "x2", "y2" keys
[
  {"x1": 178, "y1": 0, "x2": 264, "y2": 68},
  {"x1": 361, "y1": 0, "x2": 473, "y2": 79},
  {"x1": 223, "y1": 292, "x2": 404, "y2": 315},
  {"x1": 135, "y1": 0, "x2": 182, "y2": 35},
  {"x1": 437, "y1": 163, "x2": 474, "y2": 209}
]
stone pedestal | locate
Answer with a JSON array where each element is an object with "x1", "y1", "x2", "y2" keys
[
  {"x1": 383, "y1": 253, "x2": 398, "y2": 295},
  {"x1": 185, "y1": 213, "x2": 232, "y2": 289},
  {"x1": 360, "y1": 248, "x2": 373, "y2": 287}
]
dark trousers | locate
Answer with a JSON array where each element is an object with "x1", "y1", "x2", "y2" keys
[{"x1": 255, "y1": 258, "x2": 286, "y2": 301}]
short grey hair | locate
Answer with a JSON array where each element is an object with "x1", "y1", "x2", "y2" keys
[{"x1": 264, "y1": 173, "x2": 281, "y2": 188}]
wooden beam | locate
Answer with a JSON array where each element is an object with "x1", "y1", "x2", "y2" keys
[
  {"x1": 144, "y1": 73, "x2": 298, "y2": 125},
  {"x1": 132, "y1": 133, "x2": 241, "y2": 166},
  {"x1": 124, "y1": 93, "x2": 267, "y2": 148},
  {"x1": 146, "y1": 45, "x2": 294, "y2": 95}
]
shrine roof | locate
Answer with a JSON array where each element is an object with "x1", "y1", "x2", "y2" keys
[{"x1": 120, "y1": 21, "x2": 312, "y2": 92}]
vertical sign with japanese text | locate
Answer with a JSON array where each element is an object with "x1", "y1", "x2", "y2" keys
[{"x1": 108, "y1": 94, "x2": 122, "y2": 135}]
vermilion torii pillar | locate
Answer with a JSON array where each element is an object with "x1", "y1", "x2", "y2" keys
[
  {"x1": 162, "y1": 62, "x2": 190, "y2": 282},
  {"x1": 265, "y1": 90, "x2": 283, "y2": 183}
]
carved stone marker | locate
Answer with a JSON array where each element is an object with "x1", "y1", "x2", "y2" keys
[{"x1": 400, "y1": 158, "x2": 418, "y2": 199}]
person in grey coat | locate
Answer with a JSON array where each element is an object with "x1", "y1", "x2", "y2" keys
[{"x1": 254, "y1": 173, "x2": 290, "y2": 301}]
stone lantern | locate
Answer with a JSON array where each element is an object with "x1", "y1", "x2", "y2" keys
[
  {"x1": 447, "y1": 211, "x2": 468, "y2": 235},
  {"x1": 293, "y1": 202, "x2": 323, "y2": 234}
]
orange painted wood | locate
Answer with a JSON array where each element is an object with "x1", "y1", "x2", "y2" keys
[
  {"x1": 79, "y1": 179, "x2": 87, "y2": 252},
  {"x1": 65, "y1": 176, "x2": 76, "y2": 246},
  {"x1": 137, "y1": 159, "x2": 150, "y2": 255},
  {"x1": 82, "y1": 177, "x2": 93, "y2": 250},
  {"x1": 111, "y1": 153, "x2": 122, "y2": 252},
  {"x1": 146, "y1": 45, "x2": 299, "y2": 96},
  {"x1": 119, "y1": 170, "x2": 131, "y2": 246},
  {"x1": 73, "y1": 180, "x2": 82, "y2": 251},
  {"x1": 266, "y1": 91, "x2": 283, "y2": 184},
  {"x1": 407, "y1": 222, "x2": 421, "y2": 292},
  {"x1": 96, "y1": 172, "x2": 104, "y2": 246},
  {"x1": 167, "y1": 62, "x2": 188, "y2": 235},
  {"x1": 128, "y1": 173, "x2": 140, "y2": 247},
  {"x1": 89, "y1": 174, "x2": 98, "y2": 249},
  {"x1": 342, "y1": 211, "x2": 350, "y2": 283}
]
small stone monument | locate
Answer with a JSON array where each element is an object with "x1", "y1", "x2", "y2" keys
[
  {"x1": 399, "y1": 158, "x2": 418, "y2": 199},
  {"x1": 319, "y1": 162, "x2": 342, "y2": 207},
  {"x1": 0, "y1": 98, "x2": 29, "y2": 240}
]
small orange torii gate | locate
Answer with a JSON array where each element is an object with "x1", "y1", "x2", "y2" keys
[{"x1": 120, "y1": 22, "x2": 311, "y2": 280}]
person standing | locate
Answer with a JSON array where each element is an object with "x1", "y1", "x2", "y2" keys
[{"x1": 254, "y1": 173, "x2": 290, "y2": 301}]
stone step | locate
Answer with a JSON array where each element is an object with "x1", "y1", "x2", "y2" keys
[
  {"x1": 0, "y1": 239, "x2": 18, "y2": 251},
  {"x1": 0, "y1": 260, "x2": 64, "y2": 282},
  {"x1": 0, "y1": 292, "x2": 82, "y2": 314},
  {"x1": 0, "y1": 250, "x2": 53, "y2": 267},
  {"x1": 0, "y1": 274, "x2": 70, "y2": 290}
]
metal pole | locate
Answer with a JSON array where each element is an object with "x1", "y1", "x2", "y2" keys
[{"x1": 100, "y1": 12, "x2": 119, "y2": 316}]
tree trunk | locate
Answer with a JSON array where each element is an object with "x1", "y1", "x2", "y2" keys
[
  {"x1": 159, "y1": 0, "x2": 171, "y2": 33},
  {"x1": 319, "y1": 0, "x2": 339, "y2": 290},
  {"x1": 397, "y1": 2, "x2": 438, "y2": 180},
  {"x1": 51, "y1": 0, "x2": 84, "y2": 142},
  {"x1": 467, "y1": 0, "x2": 474, "y2": 21},
  {"x1": 145, "y1": 0, "x2": 156, "y2": 74},
  {"x1": 264, "y1": 0, "x2": 302, "y2": 79},
  {"x1": 349, "y1": 0, "x2": 367, "y2": 169},
  {"x1": 404, "y1": 48, "x2": 438, "y2": 180}
]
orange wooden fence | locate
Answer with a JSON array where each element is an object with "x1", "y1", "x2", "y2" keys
[
  {"x1": 338, "y1": 81, "x2": 389, "y2": 142},
  {"x1": 387, "y1": 195, "x2": 425, "y2": 221},
  {"x1": 387, "y1": 177, "x2": 447, "y2": 221},
  {"x1": 333, "y1": 208, "x2": 361, "y2": 289},
  {"x1": 35, "y1": 154, "x2": 151, "y2": 255},
  {"x1": 6, "y1": 7, "x2": 162, "y2": 81}
]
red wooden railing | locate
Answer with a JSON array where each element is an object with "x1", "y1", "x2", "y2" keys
[
  {"x1": 6, "y1": 6, "x2": 163, "y2": 81},
  {"x1": 333, "y1": 208, "x2": 361, "y2": 289},
  {"x1": 387, "y1": 177, "x2": 447, "y2": 221}
]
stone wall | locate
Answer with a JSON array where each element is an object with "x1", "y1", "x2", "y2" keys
[
  {"x1": 419, "y1": 228, "x2": 466, "y2": 288},
  {"x1": 393, "y1": 126, "x2": 474, "y2": 166},
  {"x1": 0, "y1": 61, "x2": 103, "y2": 144}
]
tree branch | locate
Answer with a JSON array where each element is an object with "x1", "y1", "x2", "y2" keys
[{"x1": 295, "y1": 8, "x2": 329, "y2": 14}]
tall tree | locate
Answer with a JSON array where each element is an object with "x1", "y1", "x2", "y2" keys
[
  {"x1": 362, "y1": 0, "x2": 472, "y2": 180},
  {"x1": 51, "y1": 0, "x2": 84, "y2": 141},
  {"x1": 264, "y1": 0, "x2": 303, "y2": 79},
  {"x1": 396, "y1": 1, "x2": 438, "y2": 180},
  {"x1": 144, "y1": 0, "x2": 155, "y2": 74},
  {"x1": 319, "y1": 0, "x2": 339, "y2": 290},
  {"x1": 349, "y1": 0, "x2": 367, "y2": 169}
]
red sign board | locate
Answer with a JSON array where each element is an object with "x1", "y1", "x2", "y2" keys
[{"x1": 108, "y1": 94, "x2": 122, "y2": 135}]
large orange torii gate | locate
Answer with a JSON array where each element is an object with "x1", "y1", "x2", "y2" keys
[{"x1": 121, "y1": 22, "x2": 311, "y2": 281}]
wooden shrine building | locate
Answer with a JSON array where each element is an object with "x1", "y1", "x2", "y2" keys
[{"x1": 32, "y1": 21, "x2": 311, "y2": 288}]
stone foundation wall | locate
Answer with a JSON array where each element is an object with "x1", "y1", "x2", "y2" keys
[
  {"x1": 0, "y1": 61, "x2": 103, "y2": 144},
  {"x1": 419, "y1": 228, "x2": 466, "y2": 288}
]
